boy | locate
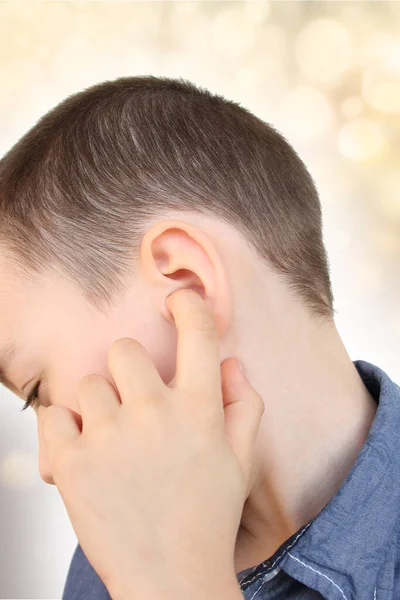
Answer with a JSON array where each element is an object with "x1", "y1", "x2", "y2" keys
[{"x1": 0, "y1": 76, "x2": 398, "y2": 599}]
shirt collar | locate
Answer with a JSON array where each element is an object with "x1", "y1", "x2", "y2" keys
[{"x1": 278, "y1": 360, "x2": 400, "y2": 599}]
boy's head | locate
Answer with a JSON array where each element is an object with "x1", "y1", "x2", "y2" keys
[{"x1": 0, "y1": 76, "x2": 334, "y2": 483}]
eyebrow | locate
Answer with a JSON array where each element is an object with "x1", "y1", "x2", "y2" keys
[{"x1": 0, "y1": 342, "x2": 21, "y2": 396}]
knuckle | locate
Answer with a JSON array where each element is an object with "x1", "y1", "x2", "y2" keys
[
  {"x1": 54, "y1": 444, "x2": 78, "y2": 474},
  {"x1": 94, "y1": 420, "x2": 116, "y2": 444},
  {"x1": 187, "y1": 403, "x2": 219, "y2": 437},
  {"x1": 193, "y1": 417, "x2": 220, "y2": 450}
]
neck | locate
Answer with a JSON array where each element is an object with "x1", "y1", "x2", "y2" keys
[{"x1": 232, "y1": 292, "x2": 377, "y2": 574}]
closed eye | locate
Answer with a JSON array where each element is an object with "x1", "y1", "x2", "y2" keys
[{"x1": 20, "y1": 381, "x2": 41, "y2": 412}]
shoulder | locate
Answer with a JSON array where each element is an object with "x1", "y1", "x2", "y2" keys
[{"x1": 62, "y1": 544, "x2": 112, "y2": 600}]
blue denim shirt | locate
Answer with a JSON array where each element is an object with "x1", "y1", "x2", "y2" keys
[{"x1": 62, "y1": 360, "x2": 400, "y2": 600}]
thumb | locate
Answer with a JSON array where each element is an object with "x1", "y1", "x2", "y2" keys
[{"x1": 220, "y1": 358, "x2": 265, "y2": 492}]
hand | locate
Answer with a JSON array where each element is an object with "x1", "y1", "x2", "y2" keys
[{"x1": 40, "y1": 289, "x2": 265, "y2": 600}]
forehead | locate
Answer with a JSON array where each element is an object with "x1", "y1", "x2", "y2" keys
[
  {"x1": 0, "y1": 250, "x2": 59, "y2": 377},
  {"x1": 0, "y1": 254, "x2": 31, "y2": 390},
  {"x1": 0, "y1": 341, "x2": 18, "y2": 393}
]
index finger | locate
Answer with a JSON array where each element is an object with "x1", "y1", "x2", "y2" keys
[{"x1": 166, "y1": 289, "x2": 222, "y2": 399}]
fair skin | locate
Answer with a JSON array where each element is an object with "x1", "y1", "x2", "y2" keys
[
  {"x1": 39, "y1": 288, "x2": 263, "y2": 600},
  {"x1": 0, "y1": 209, "x2": 377, "y2": 574}
]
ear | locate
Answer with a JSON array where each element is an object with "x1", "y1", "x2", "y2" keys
[{"x1": 139, "y1": 219, "x2": 233, "y2": 338}]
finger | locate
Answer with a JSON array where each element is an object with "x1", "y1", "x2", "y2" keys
[
  {"x1": 166, "y1": 289, "x2": 221, "y2": 405},
  {"x1": 40, "y1": 405, "x2": 81, "y2": 471},
  {"x1": 220, "y1": 358, "x2": 265, "y2": 494},
  {"x1": 107, "y1": 337, "x2": 165, "y2": 408},
  {"x1": 77, "y1": 374, "x2": 121, "y2": 433}
]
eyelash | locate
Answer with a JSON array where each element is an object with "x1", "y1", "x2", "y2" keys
[{"x1": 20, "y1": 382, "x2": 41, "y2": 412}]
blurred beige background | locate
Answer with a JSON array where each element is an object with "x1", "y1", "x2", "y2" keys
[{"x1": 0, "y1": 1, "x2": 399, "y2": 598}]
